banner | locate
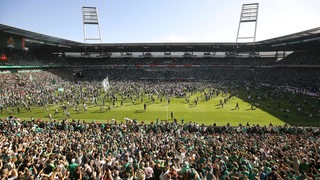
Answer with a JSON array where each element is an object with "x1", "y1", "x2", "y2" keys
[{"x1": 0, "y1": 32, "x2": 24, "y2": 50}]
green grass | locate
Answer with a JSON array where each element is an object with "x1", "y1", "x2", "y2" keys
[{"x1": 2, "y1": 90, "x2": 315, "y2": 126}]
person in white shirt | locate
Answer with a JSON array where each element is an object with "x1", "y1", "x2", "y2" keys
[{"x1": 144, "y1": 162, "x2": 154, "y2": 179}]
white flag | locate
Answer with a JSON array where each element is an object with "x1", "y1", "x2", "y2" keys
[
  {"x1": 102, "y1": 76, "x2": 110, "y2": 92},
  {"x1": 29, "y1": 74, "x2": 34, "y2": 81}
]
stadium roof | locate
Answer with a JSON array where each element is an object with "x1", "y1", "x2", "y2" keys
[
  {"x1": 1, "y1": 24, "x2": 320, "y2": 53},
  {"x1": 256, "y1": 27, "x2": 320, "y2": 48},
  {"x1": 0, "y1": 24, "x2": 80, "y2": 49}
]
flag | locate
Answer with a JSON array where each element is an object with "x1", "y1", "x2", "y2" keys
[
  {"x1": 102, "y1": 76, "x2": 110, "y2": 92},
  {"x1": 29, "y1": 74, "x2": 34, "y2": 81}
]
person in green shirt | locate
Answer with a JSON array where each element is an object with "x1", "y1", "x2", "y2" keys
[
  {"x1": 299, "y1": 158, "x2": 309, "y2": 173},
  {"x1": 67, "y1": 159, "x2": 79, "y2": 179},
  {"x1": 249, "y1": 168, "x2": 259, "y2": 180}
]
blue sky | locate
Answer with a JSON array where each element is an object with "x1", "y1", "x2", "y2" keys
[{"x1": 0, "y1": 0, "x2": 319, "y2": 43}]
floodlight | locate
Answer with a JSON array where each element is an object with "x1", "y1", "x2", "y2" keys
[
  {"x1": 236, "y1": 3, "x2": 259, "y2": 42},
  {"x1": 82, "y1": 7, "x2": 102, "y2": 43}
]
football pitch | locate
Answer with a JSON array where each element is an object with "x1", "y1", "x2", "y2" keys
[{"x1": 1, "y1": 91, "x2": 318, "y2": 126}]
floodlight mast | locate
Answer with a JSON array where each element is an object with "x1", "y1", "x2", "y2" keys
[
  {"x1": 82, "y1": 7, "x2": 102, "y2": 43},
  {"x1": 236, "y1": 3, "x2": 259, "y2": 43}
]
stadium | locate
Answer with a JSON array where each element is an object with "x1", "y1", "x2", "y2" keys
[{"x1": 0, "y1": 2, "x2": 320, "y2": 180}]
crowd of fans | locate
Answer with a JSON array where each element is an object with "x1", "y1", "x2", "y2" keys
[
  {"x1": 0, "y1": 49, "x2": 319, "y2": 179},
  {"x1": 2, "y1": 47, "x2": 320, "y2": 68},
  {"x1": 65, "y1": 57, "x2": 275, "y2": 66},
  {"x1": 0, "y1": 50, "x2": 64, "y2": 66},
  {"x1": 277, "y1": 49, "x2": 320, "y2": 65},
  {"x1": 0, "y1": 69, "x2": 318, "y2": 119},
  {"x1": 1, "y1": 116, "x2": 320, "y2": 180},
  {"x1": 0, "y1": 72, "x2": 318, "y2": 179},
  {"x1": 77, "y1": 67, "x2": 319, "y2": 93}
]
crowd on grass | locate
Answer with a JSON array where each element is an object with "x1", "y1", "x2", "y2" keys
[
  {"x1": 1, "y1": 117, "x2": 320, "y2": 180},
  {"x1": 0, "y1": 70, "x2": 318, "y2": 119},
  {"x1": 0, "y1": 68, "x2": 319, "y2": 180}
]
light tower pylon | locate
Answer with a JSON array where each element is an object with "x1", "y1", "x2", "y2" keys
[
  {"x1": 236, "y1": 3, "x2": 259, "y2": 43},
  {"x1": 82, "y1": 6, "x2": 102, "y2": 43}
]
